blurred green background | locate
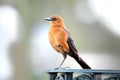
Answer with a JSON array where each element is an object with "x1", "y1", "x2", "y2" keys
[{"x1": 0, "y1": 0, "x2": 120, "y2": 80}]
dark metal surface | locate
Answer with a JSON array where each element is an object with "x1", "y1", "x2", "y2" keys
[
  {"x1": 74, "y1": 74, "x2": 92, "y2": 80},
  {"x1": 46, "y1": 68, "x2": 120, "y2": 74},
  {"x1": 46, "y1": 68, "x2": 120, "y2": 80},
  {"x1": 49, "y1": 73, "x2": 57, "y2": 80}
]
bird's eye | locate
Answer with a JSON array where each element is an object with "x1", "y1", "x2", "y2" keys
[{"x1": 52, "y1": 18, "x2": 57, "y2": 21}]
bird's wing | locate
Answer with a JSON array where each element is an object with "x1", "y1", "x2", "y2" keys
[
  {"x1": 62, "y1": 27, "x2": 78, "y2": 54},
  {"x1": 67, "y1": 35, "x2": 78, "y2": 53}
]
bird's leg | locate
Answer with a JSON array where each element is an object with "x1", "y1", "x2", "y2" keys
[
  {"x1": 58, "y1": 57, "x2": 66, "y2": 68},
  {"x1": 55, "y1": 53, "x2": 67, "y2": 69},
  {"x1": 55, "y1": 58, "x2": 66, "y2": 70}
]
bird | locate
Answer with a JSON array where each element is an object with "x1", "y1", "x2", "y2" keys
[{"x1": 44, "y1": 15, "x2": 91, "y2": 69}]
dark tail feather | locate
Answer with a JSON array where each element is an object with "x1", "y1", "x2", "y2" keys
[
  {"x1": 74, "y1": 55, "x2": 91, "y2": 69},
  {"x1": 67, "y1": 36, "x2": 91, "y2": 69}
]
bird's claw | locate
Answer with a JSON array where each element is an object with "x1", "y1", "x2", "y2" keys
[
  {"x1": 54, "y1": 67, "x2": 71, "y2": 70},
  {"x1": 54, "y1": 67, "x2": 59, "y2": 70},
  {"x1": 65, "y1": 67, "x2": 71, "y2": 69}
]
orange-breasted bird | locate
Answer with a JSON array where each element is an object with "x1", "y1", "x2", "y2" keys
[{"x1": 45, "y1": 15, "x2": 91, "y2": 69}]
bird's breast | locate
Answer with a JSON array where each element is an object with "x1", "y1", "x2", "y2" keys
[{"x1": 48, "y1": 27, "x2": 70, "y2": 53}]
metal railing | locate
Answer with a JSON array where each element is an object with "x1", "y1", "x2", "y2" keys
[{"x1": 46, "y1": 68, "x2": 120, "y2": 80}]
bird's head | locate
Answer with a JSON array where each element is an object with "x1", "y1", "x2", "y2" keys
[{"x1": 44, "y1": 15, "x2": 64, "y2": 27}]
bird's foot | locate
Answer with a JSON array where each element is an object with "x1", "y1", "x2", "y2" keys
[
  {"x1": 54, "y1": 67, "x2": 60, "y2": 70},
  {"x1": 65, "y1": 67, "x2": 71, "y2": 69},
  {"x1": 54, "y1": 66, "x2": 62, "y2": 70},
  {"x1": 54, "y1": 67, "x2": 71, "y2": 70}
]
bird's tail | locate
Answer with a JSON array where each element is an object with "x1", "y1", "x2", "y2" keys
[{"x1": 74, "y1": 54, "x2": 91, "y2": 69}]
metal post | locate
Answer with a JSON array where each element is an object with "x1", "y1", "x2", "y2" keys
[
  {"x1": 93, "y1": 73, "x2": 101, "y2": 80},
  {"x1": 64, "y1": 72, "x2": 73, "y2": 80},
  {"x1": 49, "y1": 73, "x2": 57, "y2": 80}
]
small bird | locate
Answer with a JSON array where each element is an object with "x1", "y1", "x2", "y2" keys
[{"x1": 45, "y1": 15, "x2": 91, "y2": 69}]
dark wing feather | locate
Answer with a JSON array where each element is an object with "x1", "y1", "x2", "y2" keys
[
  {"x1": 63, "y1": 28, "x2": 91, "y2": 69},
  {"x1": 67, "y1": 36, "x2": 78, "y2": 54},
  {"x1": 67, "y1": 33, "x2": 92, "y2": 69},
  {"x1": 62, "y1": 27, "x2": 78, "y2": 54}
]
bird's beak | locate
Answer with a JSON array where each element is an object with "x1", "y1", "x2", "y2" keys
[{"x1": 44, "y1": 17, "x2": 52, "y2": 21}]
